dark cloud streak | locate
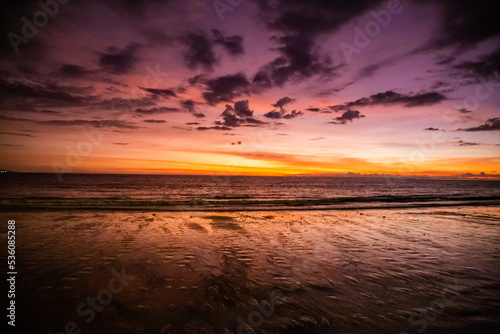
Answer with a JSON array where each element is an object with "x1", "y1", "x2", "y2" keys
[
  {"x1": 329, "y1": 109, "x2": 365, "y2": 125},
  {"x1": 138, "y1": 86, "x2": 177, "y2": 98},
  {"x1": 202, "y1": 73, "x2": 252, "y2": 105},
  {"x1": 99, "y1": 43, "x2": 141, "y2": 74},
  {"x1": 458, "y1": 118, "x2": 500, "y2": 132},
  {"x1": 329, "y1": 91, "x2": 446, "y2": 111}
]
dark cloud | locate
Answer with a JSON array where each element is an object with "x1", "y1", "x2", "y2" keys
[
  {"x1": 251, "y1": 71, "x2": 273, "y2": 89},
  {"x1": 0, "y1": 1, "x2": 53, "y2": 61},
  {"x1": 424, "y1": 127, "x2": 441, "y2": 131},
  {"x1": 428, "y1": 1, "x2": 500, "y2": 50},
  {"x1": 272, "y1": 97, "x2": 295, "y2": 110},
  {"x1": 457, "y1": 141, "x2": 480, "y2": 146},
  {"x1": 306, "y1": 107, "x2": 331, "y2": 113},
  {"x1": 454, "y1": 49, "x2": 500, "y2": 79},
  {"x1": 206, "y1": 100, "x2": 266, "y2": 129},
  {"x1": 218, "y1": 108, "x2": 242, "y2": 127},
  {"x1": 104, "y1": 0, "x2": 170, "y2": 17},
  {"x1": 258, "y1": 0, "x2": 383, "y2": 39},
  {"x1": 176, "y1": 99, "x2": 205, "y2": 117},
  {"x1": 113, "y1": 142, "x2": 129, "y2": 145},
  {"x1": 356, "y1": 55, "x2": 402, "y2": 79},
  {"x1": 458, "y1": 118, "x2": 500, "y2": 131},
  {"x1": 263, "y1": 110, "x2": 282, "y2": 119},
  {"x1": 0, "y1": 132, "x2": 35, "y2": 137},
  {"x1": 357, "y1": 63, "x2": 385, "y2": 79},
  {"x1": 16, "y1": 65, "x2": 39, "y2": 76},
  {"x1": 0, "y1": 114, "x2": 139, "y2": 129},
  {"x1": 99, "y1": 43, "x2": 141, "y2": 74},
  {"x1": 180, "y1": 99, "x2": 196, "y2": 113},
  {"x1": 1, "y1": 103, "x2": 62, "y2": 115},
  {"x1": 181, "y1": 31, "x2": 217, "y2": 71},
  {"x1": 180, "y1": 30, "x2": 244, "y2": 71},
  {"x1": 458, "y1": 108, "x2": 472, "y2": 114},
  {"x1": 316, "y1": 81, "x2": 356, "y2": 97},
  {"x1": 188, "y1": 74, "x2": 207, "y2": 86},
  {"x1": 44, "y1": 82, "x2": 95, "y2": 96},
  {"x1": 212, "y1": 29, "x2": 244, "y2": 55},
  {"x1": 42, "y1": 119, "x2": 140, "y2": 129},
  {"x1": 202, "y1": 73, "x2": 252, "y2": 105},
  {"x1": 233, "y1": 100, "x2": 253, "y2": 117},
  {"x1": 282, "y1": 110, "x2": 303, "y2": 119},
  {"x1": 329, "y1": 91, "x2": 446, "y2": 111},
  {"x1": 0, "y1": 81, "x2": 157, "y2": 116},
  {"x1": 265, "y1": 109, "x2": 303, "y2": 119},
  {"x1": 96, "y1": 96, "x2": 158, "y2": 111},
  {"x1": 186, "y1": 122, "x2": 199, "y2": 125},
  {"x1": 264, "y1": 96, "x2": 302, "y2": 119},
  {"x1": 196, "y1": 126, "x2": 232, "y2": 131},
  {"x1": 38, "y1": 109, "x2": 61, "y2": 114},
  {"x1": 329, "y1": 110, "x2": 365, "y2": 125},
  {"x1": 135, "y1": 107, "x2": 180, "y2": 115},
  {"x1": 0, "y1": 79, "x2": 95, "y2": 105},
  {"x1": 143, "y1": 119, "x2": 166, "y2": 123},
  {"x1": 260, "y1": 35, "x2": 335, "y2": 87},
  {"x1": 245, "y1": 117, "x2": 266, "y2": 125},
  {"x1": 430, "y1": 81, "x2": 453, "y2": 92},
  {"x1": 175, "y1": 86, "x2": 187, "y2": 94},
  {"x1": 141, "y1": 29, "x2": 174, "y2": 47},
  {"x1": 57, "y1": 64, "x2": 93, "y2": 78},
  {"x1": 256, "y1": 0, "x2": 383, "y2": 87},
  {"x1": 138, "y1": 86, "x2": 177, "y2": 98}
]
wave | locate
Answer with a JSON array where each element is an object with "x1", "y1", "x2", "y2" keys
[{"x1": 1, "y1": 195, "x2": 500, "y2": 211}]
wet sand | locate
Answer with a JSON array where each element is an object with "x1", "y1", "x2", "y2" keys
[{"x1": 2, "y1": 207, "x2": 500, "y2": 333}]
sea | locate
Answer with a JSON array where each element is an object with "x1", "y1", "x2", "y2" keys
[{"x1": 1, "y1": 173, "x2": 500, "y2": 211}]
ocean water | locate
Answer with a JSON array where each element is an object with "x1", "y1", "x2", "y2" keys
[{"x1": 1, "y1": 173, "x2": 500, "y2": 211}]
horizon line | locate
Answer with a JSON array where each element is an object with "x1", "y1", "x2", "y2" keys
[{"x1": 2, "y1": 170, "x2": 499, "y2": 179}]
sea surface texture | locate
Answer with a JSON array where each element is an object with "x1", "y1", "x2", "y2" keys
[{"x1": 1, "y1": 173, "x2": 500, "y2": 211}]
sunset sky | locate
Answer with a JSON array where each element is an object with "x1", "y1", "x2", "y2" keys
[{"x1": 1, "y1": 0, "x2": 499, "y2": 176}]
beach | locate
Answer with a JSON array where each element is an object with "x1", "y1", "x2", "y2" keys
[
  {"x1": 2, "y1": 206, "x2": 499, "y2": 333},
  {"x1": 2, "y1": 0, "x2": 500, "y2": 332}
]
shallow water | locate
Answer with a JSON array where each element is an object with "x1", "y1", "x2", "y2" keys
[
  {"x1": 2, "y1": 174, "x2": 500, "y2": 211},
  {"x1": 2, "y1": 207, "x2": 500, "y2": 333}
]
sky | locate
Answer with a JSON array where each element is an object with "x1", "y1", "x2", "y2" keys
[{"x1": 0, "y1": 0, "x2": 499, "y2": 176}]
